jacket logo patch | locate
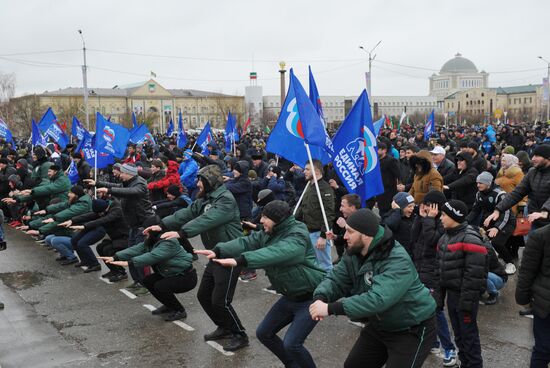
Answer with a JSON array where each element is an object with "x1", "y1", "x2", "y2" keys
[
  {"x1": 488, "y1": 197, "x2": 494, "y2": 203},
  {"x1": 204, "y1": 204, "x2": 212, "y2": 213},
  {"x1": 363, "y1": 271, "x2": 373, "y2": 286}
]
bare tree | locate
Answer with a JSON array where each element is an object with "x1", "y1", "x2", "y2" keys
[
  {"x1": 0, "y1": 71, "x2": 16, "y2": 122},
  {"x1": 9, "y1": 95, "x2": 44, "y2": 136}
]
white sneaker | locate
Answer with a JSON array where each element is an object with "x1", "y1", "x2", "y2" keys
[{"x1": 505, "y1": 263, "x2": 516, "y2": 275}]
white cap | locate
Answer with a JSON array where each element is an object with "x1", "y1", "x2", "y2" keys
[{"x1": 430, "y1": 146, "x2": 446, "y2": 155}]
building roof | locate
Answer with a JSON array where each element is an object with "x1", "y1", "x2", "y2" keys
[
  {"x1": 440, "y1": 53, "x2": 478, "y2": 74},
  {"x1": 494, "y1": 84, "x2": 542, "y2": 95}
]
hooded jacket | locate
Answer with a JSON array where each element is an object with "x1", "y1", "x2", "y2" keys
[
  {"x1": 495, "y1": 165, "x2": 525, "y2": 214},
  {"x1": 408, "y1": 150, "x2": 444, "y2": 204},
  {"x1": 446, "y1": 152, "x2": 479, "y2": 209},
  {"x1": 72, "y1": 198, "x2": 129, "y2": 240},
  {"x1": 225, "y1": 160, "x2": 253, "y2": 219},
  {"x1": 148, "y1": 161, "x2": 183, "y2": 201}
]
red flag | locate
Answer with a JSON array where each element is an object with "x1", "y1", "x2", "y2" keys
[
  {"x1": 243, "y1": 116, "x2": 251, "y2": 133},
  {"x1": 60, "y1": 120, "x2": 67, "y2": 131}
]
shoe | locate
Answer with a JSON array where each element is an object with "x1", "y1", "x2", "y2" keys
[
  {"x1": 132, "y1": 286, "x2": 150, "y2": 295},
  {"x1": 74, "y1": 262, "x2": 84, "y2": 268},
  {"x1": 430, "y1": 341, "x2": 440, "y2": 355},
  {"x1": 519, "y1": 308, "x2": 533, "y2": 316},
  {"x1": 505, "y1": 263, "x2": 516, "y2": 275},
  {"x1": 0, "y1": 241, "x2": 6, "y2": 251},
  {"x1": 108, "y1": 273, "x2": 128, "y2": 282},
  {"x1": 204, "y1": 327, "x2": 233, "y2": 341},
  {"x1": 126, "y1": 282, "x2": 141, "y2": 290},
  {"x1": 55, "y1": 256, "x2": 67, "y2": 262},
  {"x1": 483, "y1": 293, "x2": 498, "y2": 305},
  {"x1": 239, "y1": 272, "x2": 257, "y2": 282},
  {"x1": 164, "y1": 310, "x2": 187, "y2": 321},
  {"x1": 443, "y1": 349, "x2": 457, "y2": 366},
  {"x1": 60, "y1": 258, "x2": 78, "y2": 266},
  {"x1": 83, "y1": 264, "x2": 101, "y2": 273},
  {"x1": 266, "y1": 284, "x2": 275, "y2": 291},
  {"x1": 152, "y1": 305, "x2": 172, "y2": 315},
  {"x1": 192, "y1": 253, "x2": 198, "y2": 261},
  {"x1": 223, "y1": 333, "x2": 249, "y2": 352},
  {"x1": 101, "y1": 271, "x2": 114, "y2": 278}
]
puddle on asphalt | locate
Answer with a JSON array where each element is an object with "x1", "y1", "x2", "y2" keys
[{"x1": 0, "y1": 271, "x2": 46, "y2": 290}]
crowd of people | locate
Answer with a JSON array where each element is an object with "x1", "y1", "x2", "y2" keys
[{"x1": 0, "y1": 119, "x2": 549, "y2": 368}]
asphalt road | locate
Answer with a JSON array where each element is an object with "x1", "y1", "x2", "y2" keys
[{"x1": 0, "y1": 227, "x2": 534, "y2": 367}]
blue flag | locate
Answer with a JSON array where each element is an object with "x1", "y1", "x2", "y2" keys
[
  {"x1": 424, "y1": 110, "x2": 435, "y2": 141},
  {"x1": 224, "y1": 112, "x2": 239, "y2": 152},
  {"x1": 0, "y1": 118, "x2": 16, "y2": 147},
  {"x1": 32, "y1": 119, "x2": 48, "y2": 147},
  {"x1": 486, "y1": 125, "x2": 496, "y2": 143},
  {"x1": 177, "y1": 112, "x2": 187, "y2": 149},
  {"x1": 95, "y1": 112, "x2": 130, "y2": 158},
  {"x1": 166, "y1": 119, "x2": 174, "y2": 137},
  {"x1": 373, "y1": 115, "x2": 385, "y2": 136},
  {"x1": 129, "y1": 124, "x2": 156, "y2": 145},
  {"x1": 331, "y1": 89, "x2": 384, "y2": 202},
  {"x1": 71, "y1": 116, "x2": 87, "y2": 143},
  {"x1": 67, "y1": 160, "x2": 80, "y2": 184},
  {"x1": 196, "y1": 122, "x2": 214, "y2": 155},
  {"x1": 266, "y1": 68, "x2": 332, "y2": 167},
  {"x1": 132, "y1": 112, "x2": 139, "y2": 129},
  {"x1": 308, "y1": 66, "x2": 334, "y2": 163},
  {"x1": 76, "y1": 130, "x2": 115, "y2": 169},
  {"x1": 37, "y1": 107, "x2": 69, "y2": 149}
]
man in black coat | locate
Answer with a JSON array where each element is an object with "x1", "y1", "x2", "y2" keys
[{"x1": 368, "y1": 142, "x2": 401, "y2": 216}]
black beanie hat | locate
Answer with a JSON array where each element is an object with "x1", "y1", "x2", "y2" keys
[
  {"x1": 70, "y1": 185, "x2": 85, "y2": 198},
  {"x1": 262, "y1": 200, "x2": 290, "y2": 224},
  {"x1": 346, "y1": 208, "x2": 379, "y2": 237},
  {"x1": 166, "y1": 184, "x2": 182, "y2": 197},
  {"x1": 49, "y1": 164, "x2": 60, "y2": 172},
  {"x1": 533, "y1": 144, "x2": 550, "y2": 160},
  {"x1": 34, "y1": 146, "x2": 46, "y2": 160},
  {"x1": 442, "y1": 200, "x2": 468, "y2": 223},
  {"x1": 92, "y1": 199, "x2": 109, "y2": 213},
  {"x1": 423, "y1": 190, "x2": 447, "y2": 206}
]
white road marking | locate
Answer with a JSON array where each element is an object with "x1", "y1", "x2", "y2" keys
[
  {"x1": 119, "y1": 289, "x2": 137, "y2": 299},
  {"x1": 348, "y1": 320, "x2": 365, "y2": 328},
  {"x1": 99, "y1": 277, "x2": 112, "y2": 284},
  {"x1": 262, "y1": 288, "x2": 280, "y2": 295},
  {"x1": 206, "y1": 341, "x2": 234, "y2": 356},
  {"x1": 173, "y1": 320, "x2": 195, "y2": 331},
  {"x1": 142, "y1": 304, "x2": 156, "y2": 312}
]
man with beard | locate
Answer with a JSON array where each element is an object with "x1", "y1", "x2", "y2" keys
[
  {"x1": 310, "y1": 208, "x2": 436, "y2": 368},
  {"x1": 143, "y1": 165, "x2": 247, "y2": 351}
]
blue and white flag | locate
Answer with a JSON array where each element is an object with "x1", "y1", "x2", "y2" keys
[
  {"x1": 331, "y1": 89, "x2": 384, "y2": 202},
  {"x1": 373, "y1": 115, "x2": 385, "y2": 136},
  {"x1": 266, "y1": 68, "x2": 332, "y2": 167},
  {"x1": 95, "y1": 112, "x2": 130, "y2": 158},
  {"x1": 76, "y1": 130, "x2": 115, "y2": 169},
  {"x1": 32, "y1": 119, "x2": 48, "y2": 147},
  {"x1": 129, "y1": 124, "x2": 156, "y2": 145},
  {"x1": 196, "y1": 122, "x2": 214, "y2": 155},
  {"x1": 177, "y1": 112, "x2": 187, "y2": 149},
  {"x1": 166, "y1": 119, "x2": 174, "y2": 137},
  {"x1": 308, "y1": 66, "x2": 334, "y2": 163},
  {"x1": 132, "y1": 112, "x2": 139, "y2": 129},
  {"x1": 224, "y1": 112, "x2": 239, "y2": 152},
  {"x1": 424, "y1": 110, "x2": 435, "y2": 141},
  {"x1": 37, "y1": 107, "x2": 69, "y2": 149},
  {"x1": 67, "y1": 160, "x2": 80, "y2": 184},
  {"x1": 71, "y1": 116, "x2": 87, "y2": 143},
  {"x1": 0, "y1": 118, "x2": 16, "y2": 147}
]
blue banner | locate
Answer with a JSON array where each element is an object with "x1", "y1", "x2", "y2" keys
[
  {"x1": 76, "y1": 130, "x2": 115, "y2": 169},
  {"x1": 224, "y1": 112, "x2": 239, "y2": 152},
  {"x1": 196, "y1": 122, "x2": 214, "y2": 155},
  {"x1": 67, "y1": 160, "x2": 80, "y2": 184},
  {"x1": 32, "y1": 120, "x2": 48, "y2": 147},
  {"x1": 37, "y1": 107, "x2": 69, "y2": 149},
  {"x1": 71, "y1": 116, "x2": 87, "y2": 142},
  {"x1": 373, "y1": 115, "x2": 385, "y2": 136},
  {"x1": 424, "y1": 110, "x2": 435, "y2": 141},
  {"x1": 129, "y1": 124, "x2": 156, "y2": 145},
  {"x1": 0, "y1": 118, "x2": 15, "y2": 147},
  {"x1": 166, "y1": 119, "x2": 174, "y2": 137},
  {"x1": 95, "y1": 112, "x2": 130, "y2": 158},
  {"x1": 177, "y1": 112, "x2": 187, "y2": 149}
]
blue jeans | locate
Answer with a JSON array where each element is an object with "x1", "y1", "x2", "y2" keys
[
  {"x1": 45, "y1": 234, "x2": 56, "y2": 247},
  {"x1": 531, "y1": 313, "x2": 550, "y2": 368},
  {"x1": 487, "y1": 272, "x2": 505, "y2": 295},
  {"x1": 256, "y1": 296, "x2": 318, "y2": 368},
  {"x1": 50, "y1": 236, "x2": 75, "y2": 260},
  {"x1": 71, "y1": 227, "x2": 106, "y2": 267},
  {"x1": 309, "y1": 232, "x2": 332, "y2": 272},
  {"x1": 436, "y1": 310, "x2": 455, "y2": 351},
  {"x1": 0, "y1": 223, "x2": 4, "y2": 241}
]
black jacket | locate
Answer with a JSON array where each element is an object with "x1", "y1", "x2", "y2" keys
[
  {"x1": 467, "y1": 186, "x2": 515, "y2": 233},
  {"x1": 471, "y1": 151, "x2": 487, "y2": 174},
  {"x1": 76, "y1": 160, "x2": 91, "y2": 184},
  {"x1": 447, "y1": 152, "x2": 479, "y2": 209},
  {"x1": 437, "y1": 158, "x2": 456, "y2": 184},
  {"x1": 72, "y1": 199, "x2": 129, "y2": 240},
  {"x1": 411, "y1": 214, "x2": 445, "y2": 291},
  {"x1": 382, "y1": 209, "x2": 415, "y2": 256},
  {"x1": 225, "y1": 173, "x2": 253, "y2": 219},
  {"x1": 516, "y1": 224, "x2": 550, "y2": 318},
  {"x1": 436, "y1": 223, "x2": 488, "y2": 312}
]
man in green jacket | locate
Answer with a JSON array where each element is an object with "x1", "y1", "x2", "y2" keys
[
  {"x1": 17, "y1": 165, "x2": 70, "y2": 209},
  {"x1": 197, "y1": 200, "x2": 326, "y2": 367},
  {"x1": 144, "y1": 165, "x2": 247, "y2": 351},
  {"x1": 310, "y1": 208, "x2": 436, "y2": 368}
]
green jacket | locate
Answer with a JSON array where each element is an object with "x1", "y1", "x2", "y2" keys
[
  {"x1": 115, "y1": 237, "x2": 193, "y2": 278},
  {"x1": 161, "y1": 184, "x2": 242, "y2": 249},
  {"x1": 295, "y1": 179, "x2": 335, "y2": 234},
  {"x1": 313, "y1": 226, "x2": 436, "y2": 332},
  {"x1": 31, "y1": 159, "x2": 53, "y2": 186},
  {"x1": 31, "y1": 171, "x2": 71, "y2": 203},
  {"x1": 215, "y1": 216, "x2": 326, "y2": 298},
  {"x1": 38, "y1": 195, "x2": 93, "y2": 236}
]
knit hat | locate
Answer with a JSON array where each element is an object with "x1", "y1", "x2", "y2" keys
[
  {"x1": 423, "y1": 190, "x2": 447, "y2": 206},
  {"x1": 346, "y1": 208, "x2": 380, "y2": 237},
  {"x1": 112, "y1": 163, "x2": 122, "y2": 172},
  {"x1": 49, "y1": 164, "x2": 60, "y2": 172},
  {"x1": 248, "y1": 169, "x2": 258, "y2": 179},
  {"x1": 476, "y1": 171, "x2": 494, "y2": 186},
  {"x1": 533, "y1": 144, "x2": 550, "y2": 159},
  {"x1": 262, "y1": 200, "x2": 290, "y2": 224},
  {"x1": 92, "y1": 199, "x2": 109, "y2": 213},
  {"x1": 0, "y1": 158, "x2": 8, "y2": 165},
  {"x1": 502, "y1": 146, "x2": 515, "y2": 155},
  {"x1": 70, "y1": 185, "x2": 85, "y2": 197},
  {"x1": 442, "y1": 200, "x2": 468, "y2": 223},
  {"x1": 120, "y1": 163, "x2": 138, "y2": 176},
  {"x1": 16, "y1": 158, "x2": 29, "y2": 169},
  {"x1": 166, "y1": 184, "x2": 182, "y2": 197},
  {"x1": 393, "y1": 192, "x2": 415, "y2": 209},
  {"x1": 257, "y1": 189, "x2": 275, "y2": 207}
]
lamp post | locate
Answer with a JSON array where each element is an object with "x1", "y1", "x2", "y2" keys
[
  {"x1": 538, "y1": 56, "x2": 550, "y2": 122},
  {"x1": 78, "y1": 30, "x2": 90, "y2": 131},
  {"x1": 279, "y1": 61, "x2": 286, "y2": 108},
  {"x1": 359, "y1": 41, "x2": 382, "y2": 115}
]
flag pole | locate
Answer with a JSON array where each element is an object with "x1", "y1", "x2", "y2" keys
[
  {"x1": 304, "y1": 142, "x2": 331, "y2": 234},
  {"x1": 292, "y1": 181, "x2": 310, "y2": 216},
  {"x1": 94, "y1": 148, "x2": 97, "y2": 197}
]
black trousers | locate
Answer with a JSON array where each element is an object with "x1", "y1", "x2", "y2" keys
[
  {"x1": 96, "y1": 238, "x2": 128, "y2": 274},
  {"x1": 447, "y1": 291, "x2": 483, "y2": 368},
  {"x1": 344, "y1": 316, "x2": 436, "y2": 368},
  {"x1": 142, "y1": 269, "x2": 197, "y2": 312},
  {"x1": 197, "y1": 261, "x2": 245, "y2": 334}
]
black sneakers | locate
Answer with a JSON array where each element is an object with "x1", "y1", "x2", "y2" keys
[
  {"x1": 83, "y1": 264, "x2": 101, "y2": 273},
  {"x1": 164, "y1": 310, "x2": 187, "y2": 322},
  {"x1": 152, "y1": 305, "x2": 172, "y2": 315},
  {"x1": 204, "y1": 327, "x2": 232, "y2": 341},
  {"x1": 108, "y1": 273, "x2": 128, "y2": 282},
  {"x1": 223, "y1": 333, "x2": 249, "y2": 352}
]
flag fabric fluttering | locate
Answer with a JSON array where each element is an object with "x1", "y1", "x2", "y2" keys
[
  {"x1": 32, "y1": 120, "x2": 48, "y2": 147},
  {"x1": 307, "y1": 66, "x2": 334, "y2": 162},
  {"x1": 95, "y1": 112, "x2": 130, "y2": 158},
  {"x1": 177, "y1": 112, "x2": 187, "y2": 149},
  {"x1": 0, "y1": 118, "x2": 16, "y2": 147},
  {"x1": 196, "y1": 122, "x2": 214, "y2": 155},
  {"x1": 129, "y1": 124, "x2": 155, "y2": 145},
  {"x1": 37, "y1": 107, "x2": 69, "y2": 149},
  {"x1": 76, "y1": 130, "x2": 115, "y2": 169},
  {"x1": 243, "y1": 116, "x2": 251, "y2": 133},
  {"x1": 373, "y1": 115, "x2": 385, "y2": 136},
  {"x1": 331, "y1": 89, "x2": 384, "y2": 202},
  {"x1": 266, "y1": 68, "x2": 331, "y2": 167},
  {"x1": 398, "y1": 111, "x2": 407, "y2": 131},
  {"x1": 224, "y1": 112, "x2": 239, "y2": 152},
  {"x1": 424, "y1": 109, "x2": 435, "y2": 141},
  {"x1": 66, "y1": 160, "x2": 80, "y2": 184},
  {"x1": 71, "y1": 116, "x2": 87, "y2": 143},
  {"x1": 166, "y1": 119, "x2": 174, "y2": 137},
  {"x1": 131, "y1": 111, "x2": 139, "y2": 130}
]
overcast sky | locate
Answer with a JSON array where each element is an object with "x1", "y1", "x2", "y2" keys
[{"x1": 1, "y1": 0, "x2": 549, "y2": 98}]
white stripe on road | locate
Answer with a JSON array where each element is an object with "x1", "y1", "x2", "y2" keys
[
  {"x1": 262, "y1": 288, "x2": 280, "y2": 295},
  {"x1": 119, "y1": 289, "x2": 137, "y2": 299},
  {"x1": 173, "y1": 320, "x2": 195, "y2": 331},
  {"x1": 99, "y1": 277, "x2": 112, "y2": 284},
  {"x1": 142, "y1": 304, "x2": 156, "y2": 312},
  {"x1": 206, "y1": 341, "x2": 234, "y2": 356},
  {"x1": 347, "y1": 320, "x2": 365, "y2": 328}
]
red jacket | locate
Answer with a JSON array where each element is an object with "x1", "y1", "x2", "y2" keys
[{"x1": 147, "y1": 160, "x2": 183, "y2": 193}]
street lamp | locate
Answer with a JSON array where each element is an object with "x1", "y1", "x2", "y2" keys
[
  {"x1": 359, "y1": 41, "x2": 382, "y2": 114},
  {"x1": 538, "y1": 56, "x2": 550, "y2": 122},
  {"x1": 279, "y1": 61, "x2": 286, "y2": 108},
  {"x1": 78, "y1": 29, "x2": 90, "y2": 131}
]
